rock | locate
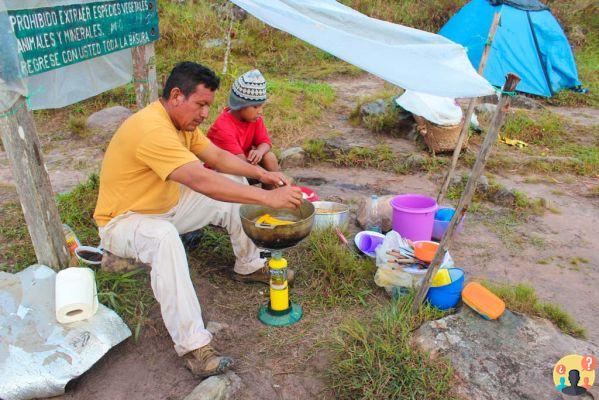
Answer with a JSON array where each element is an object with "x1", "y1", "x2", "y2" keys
[
  {"x1": 488, "y1": 187, "x2": 517, "y2": 207},
  {"x1": 478, "y1": 174, "x2": 489, "y2": 192},
  {"x1": 404, "y1": 153, "x2": 426, "y2": 170},
  {"x1": 86, "y1": 106, "x2": 132, "y2": 142},
  {"x1": 204, "y1": 38, "x2": 226, "y2": 48},
  {"x1": 183, "y1": 371, "x2": 242, "y2": 400},
  {"x1": 206, "y1": 321, "x2": 229, "y2": 335},
  {"x1": 414, "y1": 307, "x2": 598, "y2": 400},
  {"x1": 280, "y1": 147, "x2": 306, "y2": 168},
  {"x1": 360, "y1": 99, "x2": 389, "y2": 118},
  {"x1": 357, "y1": 195, "x2": 394, "y2": 232},
  {"x1": 475, "y1": 103, "x2": 497, "y2": 115},
  {"x1": 478, "y1": 94, "x2": 543, "y2": 111}
]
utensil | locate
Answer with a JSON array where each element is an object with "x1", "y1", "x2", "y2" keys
[
  {"x1": 239, "y1": 201, "x2": 315, "y2": 250},
  {"x1": 312, "y1": 201, "x2": 350, "y2": 230}
]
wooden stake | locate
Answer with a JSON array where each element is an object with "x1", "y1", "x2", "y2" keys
[
  {"x1": 437, "y1": 11, "x2": 502, "y2": 203},
  {"x1": 132, "y1": 43, "x2": 158, "y2": 109},
  {"x1": 0, "y1": 97, "x2": 70, "y2": 269},
  {"x1": 412, "y1": 73, "x2": 521, "y2": 314}
]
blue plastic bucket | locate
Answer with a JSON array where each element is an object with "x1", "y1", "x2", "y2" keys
[{"x1": 426, "y1": 268, "x2": 465, "y2": 310}]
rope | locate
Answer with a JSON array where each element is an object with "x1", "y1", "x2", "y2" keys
[
  {"x1": 495, "y1": 88, "x2": 517, "y2": 97},
  {"x1": 0, "y1": 95, "x2": 32, "y2": 119}
]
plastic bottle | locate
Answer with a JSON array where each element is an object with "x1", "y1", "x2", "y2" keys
[
  {"x1": 366, "y1": 195, "x2": 382, "y2": 233},
  {"x1": 62, "y1": 224, "x2": 81, "y2": 256}
]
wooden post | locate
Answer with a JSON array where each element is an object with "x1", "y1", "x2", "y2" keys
[
  {"x1": 0, "y1": 97, "x2": 70, "y2": 270},
  {"x1": 132, "y1": 43, "x2": 158, "y2": 109},
  {"x1": 437, "y1": 11, "x2": 502, "y2": 203},
  {"x1": 412, "y1": 73, "x2": 521, "y2": 314}
]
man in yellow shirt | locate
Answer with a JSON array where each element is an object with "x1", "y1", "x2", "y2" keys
[{"x1": 94, "y1": 62, "x2": 302, "y2": 378}]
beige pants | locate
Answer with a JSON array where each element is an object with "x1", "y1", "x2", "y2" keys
[{"x1": 99, "y1": 175, "x2": 264, "y2": 356}]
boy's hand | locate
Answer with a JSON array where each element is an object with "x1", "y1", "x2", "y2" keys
[
  {"x1": 247, "y1": 148, "x2": 265, "y2": 165},
  {"x1": 259, "y1": 171, "x2": 290, "y2": 187}
]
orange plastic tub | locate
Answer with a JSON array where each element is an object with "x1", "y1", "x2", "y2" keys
[
  {"x1": 461, "y1": 282, "x2": 505, "y2": 320},
  {"x1": 413, "y1": 241, "x2": 439, "y2": 263}
]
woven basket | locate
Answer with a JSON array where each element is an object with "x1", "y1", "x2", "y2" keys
[{"x1": 414, "y1": 116, "x2": 465, "y2": 154}]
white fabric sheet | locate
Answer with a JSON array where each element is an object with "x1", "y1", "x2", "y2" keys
[{"x1": 230, "y1": 0, "x2": 494, "y2": 98}]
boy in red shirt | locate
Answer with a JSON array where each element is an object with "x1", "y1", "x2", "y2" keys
[{"x1": 207, "y1": 70, "x2": 279, "y2": 187}]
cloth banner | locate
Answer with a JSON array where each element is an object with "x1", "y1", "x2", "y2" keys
[{"x1": 230, "y1": 0, "x2": 495, "y2": 98}]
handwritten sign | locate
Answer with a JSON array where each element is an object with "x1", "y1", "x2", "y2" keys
[{"x1": 8, "y1": 0, "x2": 159, "y2": 76}]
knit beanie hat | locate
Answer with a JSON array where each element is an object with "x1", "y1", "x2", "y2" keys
[{"x1": 228, "y1": 69, "x2": 267, "y2": 111}]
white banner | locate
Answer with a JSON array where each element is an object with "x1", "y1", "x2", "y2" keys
[{"x1": 230, "y1": 0, "x2": 494, "y2": 98}]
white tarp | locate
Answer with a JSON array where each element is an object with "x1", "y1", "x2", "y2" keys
[
  {"x1": 230, "y1": 0, "x2": 495, "y2": 98},
  {"x1": 0, "y1": 0, "x2": 132, "y2": 111}
]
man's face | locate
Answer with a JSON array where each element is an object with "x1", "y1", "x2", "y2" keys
[
  {"x1": 238, "y1": 104, "x2": 264, "y2": 122},
  {"x1": 169, "y1": 84, "x2": 216, "y2": 131}
]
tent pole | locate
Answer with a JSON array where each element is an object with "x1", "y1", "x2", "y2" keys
[
  {"x1": 437, "y1": 11, "x2": 501, "y2": 204},
  {"x1": 412, "y1": 73, "x2": 521, "y2": 315}
]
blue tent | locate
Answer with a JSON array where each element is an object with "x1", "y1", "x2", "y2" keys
[{"x1": 440, "y1": 0, "x2": 581, "y2": 97}]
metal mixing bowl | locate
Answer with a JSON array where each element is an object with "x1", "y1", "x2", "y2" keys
[
  {"x1": 312, "y1": 201, "x2": 350, "y2": 230},
  {"x1": 239, "y1": 200, "x2": 315, "y2": 250}
]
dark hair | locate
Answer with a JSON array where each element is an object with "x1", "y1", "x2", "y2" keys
[{"x1": 162, "y1": 62, "x2": 220, "y2": 99}]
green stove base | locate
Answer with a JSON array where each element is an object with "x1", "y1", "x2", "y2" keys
[{"x1": 258, "y1": 302, "x2": 303, "y2": 327}]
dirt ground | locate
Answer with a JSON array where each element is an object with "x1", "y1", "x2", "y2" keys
[{"x1": 2, "y1": 74, "x2": 597, "y2": 399}]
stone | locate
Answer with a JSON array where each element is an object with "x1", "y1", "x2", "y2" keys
[
  {"x1": 206, "y1": 321, "x2": 229, "y2": 335},
  {"x1": 280, "y1": 147, "x2": 306, "y2": 168},
  {"x1": 404, "y1": 153, "x2": 426, "y2": 170},
  {"x1": 357, "y1": 194, "x2": 394, "y2": 232},
  {"x1": 477, "y1": 174, "x2": 490, "y2": 192},
  {"x1": 86, "y1": 106, "x2": 132, "y2": 142},
  {"x1": 183, "y1": 371, "x2": 242, "y2": 400},
  {"x1": 414, "y1": 307, "x2": 599, "y2": 400},
  {"x1": 359, "y1": 99, "x2": 389, "y2": 118},
  {"x1": 475, "y1": 103, "x2": 497, "y2": 115},
  {"x1": 488, "y1": 187, "x2": 517, "y2": 207},
  {"x1": 478, "y1": 94, "x2": 544, "y2": 111}
]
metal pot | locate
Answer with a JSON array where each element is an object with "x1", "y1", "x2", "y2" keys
[
  {"x1": 312, "y1": 201, "x2": 350, "y2": 230},
  {"x1": 239, "y1": 200, "x2": 315, "y2": 250}
]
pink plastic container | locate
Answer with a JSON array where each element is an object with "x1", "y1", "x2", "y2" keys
[{"x1": 390, "y1": 194, "x2": 438, "y2": 241}]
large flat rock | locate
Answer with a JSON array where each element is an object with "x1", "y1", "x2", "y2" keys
[{"x1": 414, "y1": 307, "x2": 598, "y2": 400}]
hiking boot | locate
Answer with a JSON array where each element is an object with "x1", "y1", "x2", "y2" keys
[
  {"x1": 233, "y1": 263, "x2": 295, "y2": 286},
  {"x1": 184, "y1": 345, "x2": 233, "y2": 378}
]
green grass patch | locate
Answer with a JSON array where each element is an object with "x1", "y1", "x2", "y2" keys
[
  {"x1": 289, "y1": 227, "x2": 377, "y2": 309},
  {"x1": 96, "y1": 269, "x2": 155, "y2": 339},
  {"x1": 328, "y1": 294, "x2": 457, "y2": 400},
  {"x1": 303, "y1": 140, "x2": 446, "y2": 175},
  {"x1": 481, "y1": 282, "x2": 586, "y2": 338}
]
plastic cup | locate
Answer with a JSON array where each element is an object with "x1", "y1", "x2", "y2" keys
[{"x1": 359, "y1": 233, "x2": 385, "y2": 253}]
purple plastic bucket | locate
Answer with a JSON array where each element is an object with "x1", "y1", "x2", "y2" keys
[{"x1": 390, "y1": 194, "x2": 438, "y2": 241}]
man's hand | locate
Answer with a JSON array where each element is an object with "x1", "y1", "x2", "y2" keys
[
  {"x1": 247, "y1": 148, "x2": 265, "y2": 165},
  {"x1": 259, "y1": 171, "x2": 291, "y2": 188},
  {"x1": 265, "y1": 186, "x2": 303, "y2": 209}
]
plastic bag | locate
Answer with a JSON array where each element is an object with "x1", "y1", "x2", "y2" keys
[
  {"x1": 374, "y1": 231, "x2": 454, "y2": 295},
  {"x1": 395, "y1": 90, "x2": 463, "y2": 126}
]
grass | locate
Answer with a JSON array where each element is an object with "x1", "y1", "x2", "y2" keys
[
  {"x1": 303, "y1": 139, "x2": 447, "y2": 175},
  {"x1": 67, "y1": 114, "x2": 90, "y2": 138},
  {"x1": 289, "y1": 227, "x2": 377, "y2": 309},
  {"x1": 481, "y1": 281, "x2": 586, "y2": 338},
  {"x1": 328, "y1": 294, "x2": 458, "y2": 400}
]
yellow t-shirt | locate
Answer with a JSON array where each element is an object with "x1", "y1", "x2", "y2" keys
[{"x1": 94, "y1": 101, "x2": 210, "y2": 227}]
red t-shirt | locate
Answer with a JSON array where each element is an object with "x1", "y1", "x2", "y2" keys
[{"x1": 207, "y1": 108, "x2": 272, "y2": 160}]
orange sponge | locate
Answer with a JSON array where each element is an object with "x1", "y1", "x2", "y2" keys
[{"x1": 462, "y1": 282, "x2": 506, "y2": 320}]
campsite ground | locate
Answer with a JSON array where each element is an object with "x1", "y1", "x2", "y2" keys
[{"x1": 1, "y1": 1, "x2": 597, "y2": 399}]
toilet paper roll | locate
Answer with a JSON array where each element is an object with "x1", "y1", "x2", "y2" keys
[{"x1": 55, "y1": 267, "x2": 99, "y2": 324}]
